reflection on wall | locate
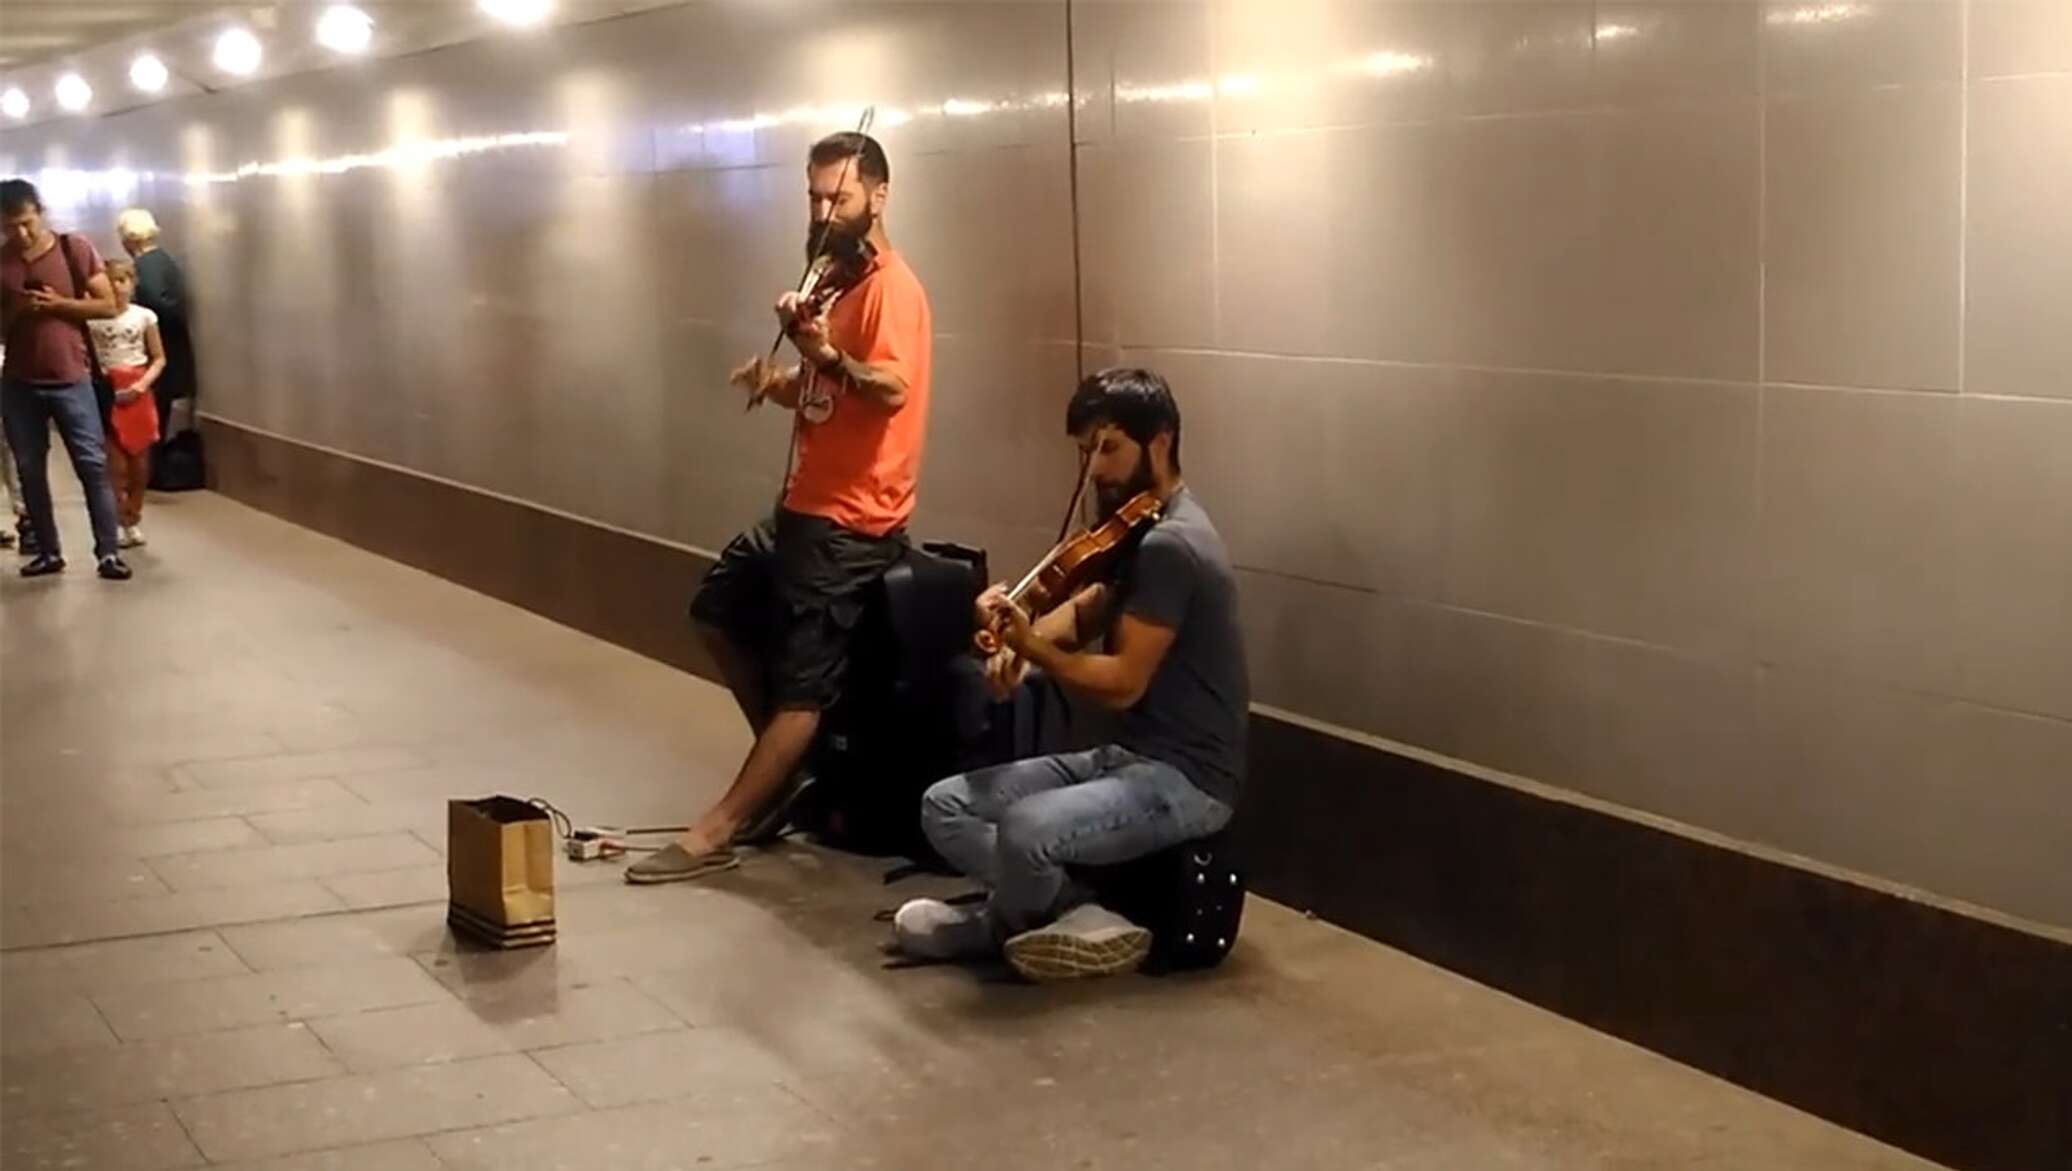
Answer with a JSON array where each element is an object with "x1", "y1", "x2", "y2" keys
[{"x1": 5, "y1": 0, "x2": 2069, "y2": 928}]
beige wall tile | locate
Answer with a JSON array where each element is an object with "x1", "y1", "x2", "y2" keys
[
  {"x1": 1925, "y1": 703, "x2": 2072, "y2": 927},
  {"x1": 1072, "y1": 0, "x2": 1214, "y2": 144},
  {"x1": 1593, "y1": 2, "x2": 1761, "y2": 106},
  {"x1": 1209, "y1": 0, "x2": 1455, "y2": 135},
  {"x1": 1969, "y1": 0, "x2": 2072, "y2": 79},
  {"x1": 1964, "y1": 75, "x2": 2072, "y2": 400},
  {"x1": 1442, "y1": 370, "x2": 1760, "y2": 659},
  {"x1": 1150, "y1": 349, "x2": 1451, "y2": 597},
  {"x1": 1758, "y1": 385, "x2": 1963, "y2": 691},
  {"x1": 1754, "y1": 669, "x2": 2072, "y2": 927},
  {"x1": 1764, "y1": 86, "x2": 1962, "y2": 390},
  {"x1": 1761, "y1": 0, "x2": 1962, "y2": 92},
  {"x1": 1076, "y1": 138, "x2": 1216, "y2": 351},
  {"x1": 1214, "y1": 121, "x2": 1459, "y2": 365},
  {"x1": 1952, "y1": 396, "x2": 2072, "y2": 720},
  {"x1": 1451, "y1": 2, "x2": 1597, "y2": 116},
  {"x1": 1592, "y1": 103, "x2": 1762, "y2": 381}
]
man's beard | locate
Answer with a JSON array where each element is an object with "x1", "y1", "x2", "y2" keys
[
  {"x1": 806, "y1": 210, "x2": 872, "y2": 262},
  {"x1": 1093, "y1": 452, "x2": 1156, "y2": 522}
]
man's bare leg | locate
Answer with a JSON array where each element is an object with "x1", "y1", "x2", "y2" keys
[
  {"x1": 678, "y1": 707, "x2": 820, "y2": 854},
  {"x1": 695, "y1": 620, "x2": 774, "y2": 733}
]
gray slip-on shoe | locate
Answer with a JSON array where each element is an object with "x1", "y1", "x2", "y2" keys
[{"x1": 624, "y1": 842, "x2": 741, "y2": 885}]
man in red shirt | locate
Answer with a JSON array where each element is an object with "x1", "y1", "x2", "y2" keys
[
  {"x1": 629, "y1": 133, "x2": 932, "y2": 883},
  {"x1": 0, "y1": 179, "x2": 132, "y2": 580}
]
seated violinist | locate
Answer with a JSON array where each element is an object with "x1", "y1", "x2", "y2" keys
[{"x1": 893, "y1": 368, "x2": 1250, "y2": 981}]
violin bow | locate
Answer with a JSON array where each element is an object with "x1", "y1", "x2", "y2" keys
[{"x1": 747, "y1": 104, "x2": 877, "y2": 412}]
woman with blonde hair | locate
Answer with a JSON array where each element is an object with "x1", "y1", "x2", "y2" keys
[{"x1": 116, "y1": 207, "x2": 196, "y2": 483}]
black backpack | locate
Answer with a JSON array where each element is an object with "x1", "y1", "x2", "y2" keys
[
  {"x1": 1076, "y1": 831, "x2": 1246, "y2": 974},
  {"x1": 792, "y1": 541, "x2": 987, "y2": 862},
  {"x1": 153, "y1": 424, "x2": 207, "y2": 492}
]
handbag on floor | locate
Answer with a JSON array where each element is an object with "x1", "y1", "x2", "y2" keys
[{"x1": 153, "y1": 408, "x2": 207, "y2": 491}]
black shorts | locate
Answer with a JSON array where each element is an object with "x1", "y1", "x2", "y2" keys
[{"x1": 689, "y1": 510, "x2": 907, "y2": 711}]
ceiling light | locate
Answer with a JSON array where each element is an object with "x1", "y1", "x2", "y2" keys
[
  {"x1": 55, "y1": 73, "x2": 93, "y2": 113},
  {"x1": 316, "y1": 5, "x2": 375, "y2": 54},
  {"x1": 130, "y1": 54, "x2": 170, "y2": 93},
  {"x1": 478, "y1": 0, "x2": 555, "y2": 27},
  {"x1": 1, "y1": 88, "x2": 29, "y2": 120},
  {"x1": 214, "y1": 28, "x2": 263, "y2": 76}
]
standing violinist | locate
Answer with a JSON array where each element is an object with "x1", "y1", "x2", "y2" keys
[
  {"x1": 628, "y1": 131, "x2": 933, "y2": 884},
  {"x1": 894, "y1": 369, "x2": 1250, "y2": 981}
]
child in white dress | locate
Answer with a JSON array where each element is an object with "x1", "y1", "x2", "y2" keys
[{"x1": 87, "y1": 259, "x2": 165, "y2": 548}]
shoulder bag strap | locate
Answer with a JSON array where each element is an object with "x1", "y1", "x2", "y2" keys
[{"x1": 56, "y1": 234, "x2": 107, "y2": 383}]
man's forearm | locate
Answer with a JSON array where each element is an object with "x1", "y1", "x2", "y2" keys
[
  {"x1": 1018, "y1": 637, "x2": 1136, "y2": 711},
  {"x1": 48, "y1": 296, "x2": 117, "y2": 322},
  {"x1": 764, "y1": 364, "x2": 805, "y2": 410},
  {"x1": 819, "y1": 353, "x2": 907, "y2": 409},
  {"x1": 1030, "y1": 597, "x2": 1081, "y2": 651}
]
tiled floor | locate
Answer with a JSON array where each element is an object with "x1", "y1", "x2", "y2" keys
[{"x1": 0, "y1": 485, "x2": 1949, "y2": 1170}]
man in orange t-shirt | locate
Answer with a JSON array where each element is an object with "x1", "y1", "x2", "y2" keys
[{"x1": 630, "y1": 132, "x2": 933, "y2": 883}]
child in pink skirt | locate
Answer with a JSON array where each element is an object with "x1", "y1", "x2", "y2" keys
[{"x1": 88, "y1": 259, "x2": 165, "y2": 548}]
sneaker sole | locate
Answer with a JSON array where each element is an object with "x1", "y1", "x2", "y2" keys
[{"x1": 1004, "y1": 924, "x2": 1152, "y2": 982}]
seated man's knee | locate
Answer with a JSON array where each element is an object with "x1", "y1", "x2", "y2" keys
[
  {"x1": 919, "y1": 775, "x2": 973, "y2": 833},
  {"x1": 995, "y1": 798, "x2": 1062, "y2": 869}
]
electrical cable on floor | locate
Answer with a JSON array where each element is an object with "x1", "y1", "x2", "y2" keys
[{"x1": 526, "y1": 796, "x2": 689, "y2": 862}]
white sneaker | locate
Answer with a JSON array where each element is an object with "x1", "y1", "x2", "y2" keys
[
  {"x1": 892, "y1": 898, "x2": 997, "y2": 962},
  {"x1": 117, "y1": 526, "x2": 142, "y2": 548},
  {"x1": 1003, "y1": 903, "x2": 1152, "y2": 983},
  {"x1": 127, "y1": 525, "x2": 146, "y2": 548}
]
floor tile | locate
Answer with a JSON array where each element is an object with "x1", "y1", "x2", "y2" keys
[
  {"x1": 0, "y1": 930, "x2": 249, "y2": 1000},
  {"x1": 91, "y1": 957, "x2": 450, "y2": 1040},
  {"x1": 149, "y1": 834, "x2": 440, "y2": 891},
  {"x1": 305, "y1": 1000, "x2": 516, "y2": 1071},
  {"x1": 425, "y1": 1091, "x2": 844, "y2": 1171},
  {"x1": 208, "y1": 1138, "x2": 446, "y2": 1171},
  {"x1": 2, "y1": 1022, "x2": 341, "y2": 1114},
  {"x1": 172, "y1": 1053, "x2": 580, "y2": 1163},
  {"x1": 526, "y1": 1026, "x2": 791, "y2": 1108},
  {"x1": 0, "y1": 1101, "x2": 204, "y2": 1169},
  {"x1": 0, "y1": 990, "x2": 118, "y2": 1057}
]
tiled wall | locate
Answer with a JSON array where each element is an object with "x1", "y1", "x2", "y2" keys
[
  {"x1": 1, "y1": 1, "x2": 1083, "y2": 580},
  {"x1": 5, "y1": 0, "x2": 2067, "y2": 927},
  {"x1": 1073, "y1": 0, "x2": 2070, "y2": 930}
]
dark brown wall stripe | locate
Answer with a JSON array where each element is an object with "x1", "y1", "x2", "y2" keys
[{"x1": 205, "y1": 417, "x2": 2071, "y2": 1171}]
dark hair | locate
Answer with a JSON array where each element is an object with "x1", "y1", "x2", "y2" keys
[
  {"x1": 0, "y1": 179, "x2": 44, "y2": 216},
  {"x1": 808, "y1": 132, "x2": 889, "y2": 185},
  {"x1": 1065, "y1": 367, "x2": 1182, "y2": 471}
]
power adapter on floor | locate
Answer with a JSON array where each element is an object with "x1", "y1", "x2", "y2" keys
[{"x1": 565, "y1": 827, "x2": 625, "y2": 862}]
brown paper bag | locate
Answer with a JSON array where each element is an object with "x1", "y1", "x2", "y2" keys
[{"x1": 447, "y1": 796, "x2": 557, "y2": 948}]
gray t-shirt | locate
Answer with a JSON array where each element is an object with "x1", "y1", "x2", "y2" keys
[{"x1": 1111, "y1": 487, "x2": 1250, "y2": 806}]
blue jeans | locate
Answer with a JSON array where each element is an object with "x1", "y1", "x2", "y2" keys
[
  {"x1": 921, "y1": 745, "x2": 1234, "y2": 933},
  {"x1": 0, "y1": 378, "x2": 123, "y2": 560}
]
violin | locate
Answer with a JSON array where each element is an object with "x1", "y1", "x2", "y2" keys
[{"x1": 974, "y1": 489, "x2": 1165, "y2": 656}]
